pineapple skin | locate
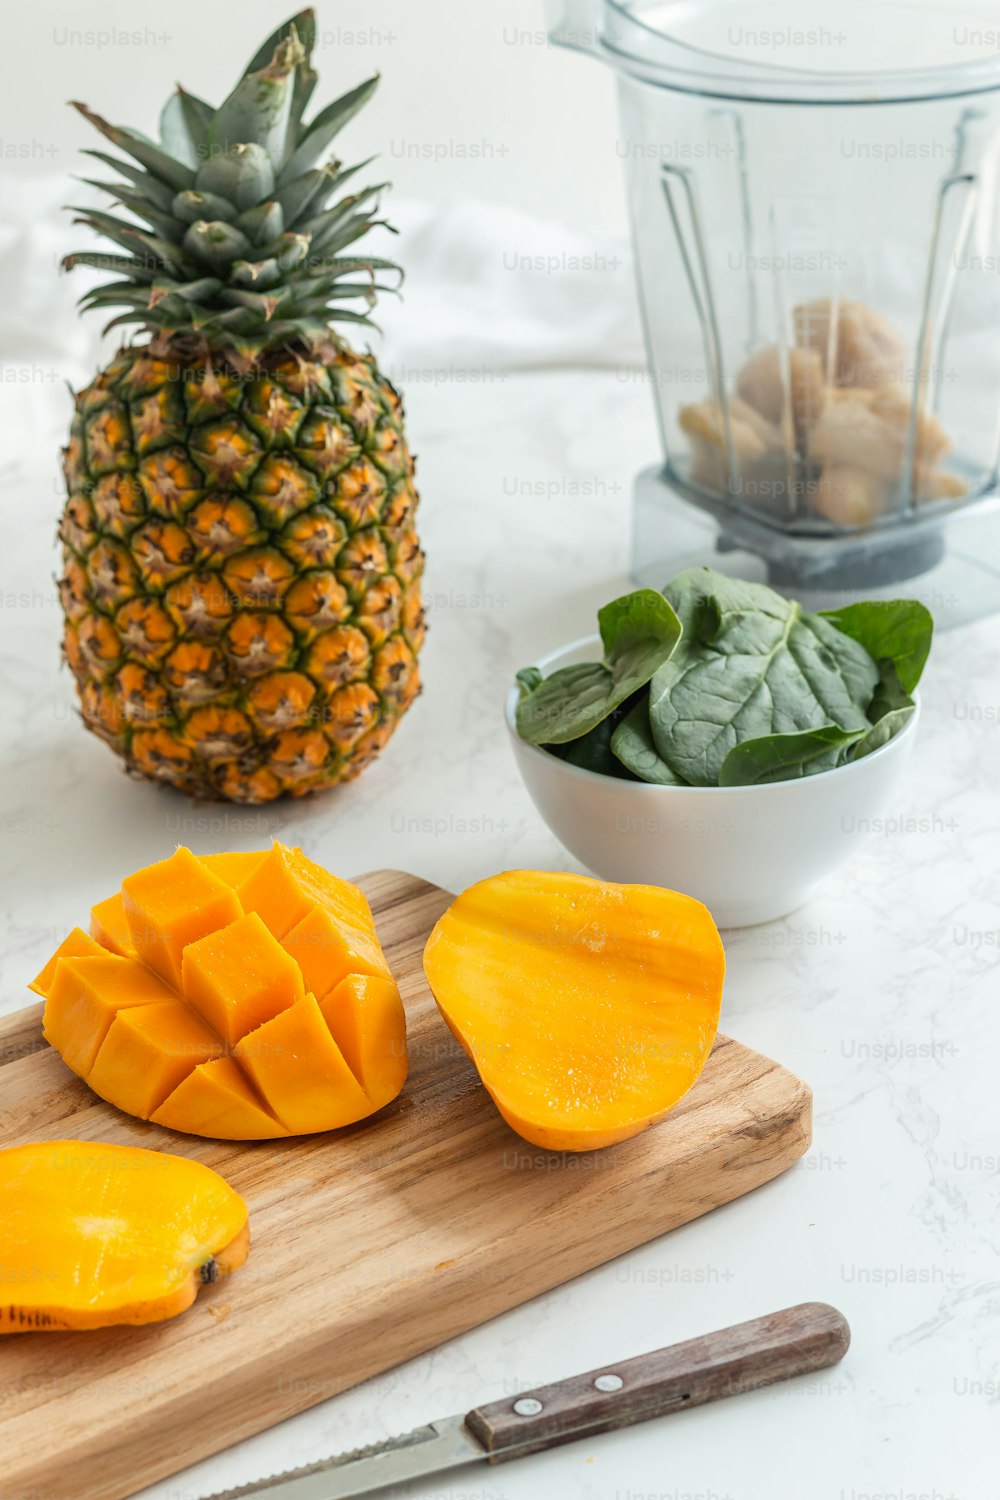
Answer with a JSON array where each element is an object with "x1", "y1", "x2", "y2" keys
[{"x1": 59, "y1": 339, "x2": 425, "y2": 803}]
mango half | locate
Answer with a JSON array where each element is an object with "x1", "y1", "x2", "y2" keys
[
  {"x1": 32, "y1": 845, "x2": 406, "y2": 1139},
  {"x1": 0, "y1": 1139, "x2": 248, "y2": 1332},
  {"x1": 423, "y1": 870, "x2": 725, "y2": 1152}
]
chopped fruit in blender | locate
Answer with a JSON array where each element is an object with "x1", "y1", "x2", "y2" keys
[
  {"x1": 916, "y1": 467, "x2": 969, "y2": 501},
  {"x1": 735, "y1": 344, "x2": 826, "y2": 438},
  {"x1": 680, "y1": 396, "x2": 781, "y2": 490},
  {"x1": 793, "y1": 297, "x2": 907, "y2": 389},
  {"x1": 678, "y1": 297, "x2": 966, "y2": 525},
  {"x1": 814, "y1": 466, "x2": 888, "y2": 527},
  {"x1": 809, "y1": 386, "x2": 950, "y2": 485}
]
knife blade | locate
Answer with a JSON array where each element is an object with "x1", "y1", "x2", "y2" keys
[
  {"x1": 204, "y1": 1416, "x2": 484, "y2": 1500},
  {"x1": 205, "y1": 1301, "x2": 850, "y2": 1500}
]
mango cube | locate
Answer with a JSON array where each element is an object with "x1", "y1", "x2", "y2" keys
[
  {"x1": 234, "y1": 992, "x2": 371, "y2": 1134},
  {"x1": 152, "y1": 1057, "x2": 287, "y2": 1140},
  {"x1": 236, "y1": 844, "x2": 376, "y2": 942},
  {"x1": 30, "y1": 928, "x2": 105, "y2": 998},
  {"x1": 89, "y1": 892, "x2": 136, "y2": 958},
  {"x1": 43, "y1": 956, "x2": 178, "y2": 1076},
  {"x1": 281, "y1": 903, "x2": 392, "y2": 999},
  {"x1": 122, "y1": 847, "x2": 243, "y2": 989},
  {"x1": 88, "y1": 999, "x2": 223, "y2": 1119},
  {"x1": 198, "y1": 851, "x2": 267, "y2": 888},
  {"x1": 320, "y1": 974, "x2": 408, "y2": 1110},
  {"x1": 182, "y1": 911, "x2": 303, "y2": 1048}
]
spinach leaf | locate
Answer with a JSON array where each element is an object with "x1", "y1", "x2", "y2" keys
[
  {"x1": 843, "y1": 658, "x2": 914, "y2": 761},
  {"x1": 548, "y1": 707, "x2": 640, "y2": 779},
  {"x1": 819, "y1": 599, "x2": 933, "y2": 695},
  {"x1": 649, "y1": 570, "x2": 879, "y2": 786},
  {"x1": 611, "y1": 699, "x2": 688, "y2": 784},
  {"x1": 514, "y1": 569, "x2": 931, "y2": 787},
  {"x1": 850, "y1": 703, "x2": 915, "y2": 762},
  {"x1": 866, "y1": 660, "x2": 911, "y2": 726},
  {"x1": 515, "y1": 589, "x2": 681, "y2": 745},
  {"x1": 843, "y1": 655, "x2": 917, "y2": 761},
  {"x1": 719, "y1": 725, "x2": 865, "y2": 786}
]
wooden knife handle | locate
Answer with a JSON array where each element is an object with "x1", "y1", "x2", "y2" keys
[{"x1": 465, "y1": 1301, "x2": 850, "y2": 1462}]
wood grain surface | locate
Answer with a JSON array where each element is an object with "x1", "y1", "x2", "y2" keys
[{"x1": 0, "y1": 870, "x2": 812, "y2": 1500}]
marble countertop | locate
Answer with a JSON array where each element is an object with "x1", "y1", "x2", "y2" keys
[{"x1": 2, "y1": 365, "x2": 997, "y2": 1500}]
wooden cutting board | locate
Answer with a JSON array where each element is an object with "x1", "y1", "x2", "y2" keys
[{"x1": 0, "y1": 870, "x2": 811, "y2": 1500}]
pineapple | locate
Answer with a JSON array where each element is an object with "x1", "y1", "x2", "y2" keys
[{"x1": 59, "y1": 10, "x2": 424, "y2": 802}]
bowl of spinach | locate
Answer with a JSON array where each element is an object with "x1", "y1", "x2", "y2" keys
[{"x1": 507, "y1": 569, "x2": 931, "y2": 926}]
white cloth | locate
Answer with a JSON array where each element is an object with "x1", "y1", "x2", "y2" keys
[
  {"x1": 0, "y1": 176, "x2": 644, "y2": 459},
  {"x1": 377, "y1": 199, "x2": 643, "y2": 373}
]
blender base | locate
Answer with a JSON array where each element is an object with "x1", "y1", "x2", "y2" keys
[{"x1": 631, "y1": 465, "x2": 1000, "y2": 628}]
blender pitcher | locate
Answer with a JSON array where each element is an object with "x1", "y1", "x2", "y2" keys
[{"x1": 548, "y1": 0, "x2": 1000, "y2": 620}]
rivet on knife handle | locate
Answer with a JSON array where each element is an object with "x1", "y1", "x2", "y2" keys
[{"x1": 464, "y1": 1301, "x2": 850, "y2": 1462}]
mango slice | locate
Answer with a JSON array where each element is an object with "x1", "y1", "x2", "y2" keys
[
  {"x1": 35, "y1": 845, "x2": 407, "y2": 1139},
  {"x1": 0, "y1": 1140, "x2": 248, "y2": 1332},
  {"x1": 423, "y1": 870, "x2": 725, "y2": 1152}
]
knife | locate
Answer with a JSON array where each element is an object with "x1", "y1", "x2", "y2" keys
[{"x1": 206, "y1": 1301, "x2": 849, "y2": 1500}]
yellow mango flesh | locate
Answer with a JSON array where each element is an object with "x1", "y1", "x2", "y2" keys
[
  {"x1": 281, "y1": 903, "x2": 392, "y2": 997},
  {"x1": 122, "y1": 847, "x2": 243, "y2": 989},
  {"x1": 151, "y1": 1058, "x2": 287, "y2": 1140},
  {"x1": 89, "y1": 892, "x2": 135, "y2": 957},
  {"x1": 88, "y1": 1000, "x2": 223, "y2": 1120},
  {"x1": 423, "y1": 870, "x2": 725, "y2": 1152},
  {"x1": 234, "y1": 993, "x2": 372, "y2": 1134},
  {"x1": 0, "y1": 1139, "x2": 248, "y2": 1332},
  {"x1": 30, "y1": 928, "x2": 104, "y2": 997},
  {"x1": 198, "y1": 850, "x2": 267, "y2": 887},
  {"x1": 182, "y1": 911, "x2": 304, "y2": 1047},
  {"x1": 320, "y1": 975, "x2": 408, "y2": 1110},
  {"x1": 42, "y1": 955, "x2": 179, "y2": 1076},
  {"x1": 237, "y1": 844, "x2": 379, "y2": 941},
  {"x1": 36, "y1": 844, "x2": 406, "y2": 1139}
]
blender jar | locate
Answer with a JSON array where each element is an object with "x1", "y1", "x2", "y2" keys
[{"x1": 548, "y1": 0, "x2": 1000, "y2": 613}]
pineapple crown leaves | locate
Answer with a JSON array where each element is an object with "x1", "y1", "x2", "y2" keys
[{"x1": 62, "y1": 8, "x2": 401, "y2": 363}]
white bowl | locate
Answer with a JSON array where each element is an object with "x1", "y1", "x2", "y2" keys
[{"x1": 506, "y1": 633, "x2": 920, "y2": 927}]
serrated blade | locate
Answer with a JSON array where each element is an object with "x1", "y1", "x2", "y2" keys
[{"x1": 203, "y1": 1414, "x2": 486, "y2": 1500}]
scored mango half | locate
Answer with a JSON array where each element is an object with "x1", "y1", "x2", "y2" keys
[{"x1": 32, "y1": 845, "x2": 407, "y2": 1139}]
